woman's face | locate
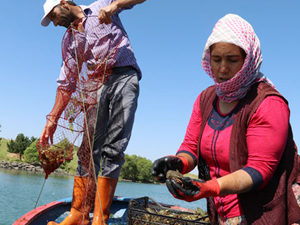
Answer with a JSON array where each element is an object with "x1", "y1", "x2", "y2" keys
[{"x1": 210, "y1": 42, "x2": 245, "y2": 83}]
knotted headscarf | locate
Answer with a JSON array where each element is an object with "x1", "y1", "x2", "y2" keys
[{"x1": 201, "y1": 14, "x2": 274, "y2": 103}]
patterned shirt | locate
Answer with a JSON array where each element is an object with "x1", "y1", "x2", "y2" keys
[{"x1": 57, "y1": 0, "x2": 141, "y2": 92}]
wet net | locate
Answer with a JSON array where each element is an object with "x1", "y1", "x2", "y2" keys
[{"x1": 37, "y1": 16, "x2": 126, "y2": 180}]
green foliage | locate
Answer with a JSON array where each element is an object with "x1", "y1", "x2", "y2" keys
[
  {"x1": 55, "y1": 138, "x2": 73, "y2": 160},
  {"x1": 0, "y1": 138, "x2": 9, "y2": 160},
  {"x1": 0, "y1": 124, "x2": 1, "y2": 145},
  {"x1": 120, "y1": 154, "x2": 138, "y2": 181},
  {"x1": 58, "y1": 141, "x2": 78, "y2": 174},
  {"x1": 136, "y1": 157, "x2": 153, "y2": 182},
  {"x1": 6, "y1": 140, "x2": 15, "y2": 153},
  {"x1": 7, "y1": 134, "x2": 37, "y2": 160},
  {"x1": 56, "y1": 139, "x2": 78, "y2": 174},
  {"x1": 120, "y1": 154, "x2": 154, "y2": 183},
  {"x1": 63, "y1": 150, "x2": 78, "y2": 174},
  {"x1": 24, "y1": 139, "x2": 40, "y2": 164}
]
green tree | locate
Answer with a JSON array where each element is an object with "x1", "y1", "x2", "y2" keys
[
  {"x1": 136, "y1": 156, "x2": 154, "y2": 183},
  {"x1": 7, "y1": 140, "x2": 16, "y2": 154},
  {"x1": 0, "y1": 124, "x2": 2, "y2": 144},
  {"x1": 120, "y1": 154, "x2": 153, "y2": 183},
  {"x1": 7, "y1": 134, "x2": 37, "y2": 160},
  {"x1": 120, "y1": 154, "x2": 138, "y2": 181},
  {"x1": 24, "y1": 139, "x2": 40, "y2": 164}
]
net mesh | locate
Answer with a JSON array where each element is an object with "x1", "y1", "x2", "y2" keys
[{"x1": 37, "y1": 16, "x2": 125, "y2": 183}]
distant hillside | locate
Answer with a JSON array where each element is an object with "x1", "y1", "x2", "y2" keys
[{"x1": 185, "y1": 173, "x2": 198, "y2": 179}]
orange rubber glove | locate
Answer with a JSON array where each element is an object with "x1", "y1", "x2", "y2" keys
[{"x1": 166, "y1": 177, "x2": 220, "y2": 202}]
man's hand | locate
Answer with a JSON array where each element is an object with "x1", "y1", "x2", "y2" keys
[
  {"x1": 166, "y1": 177, "x2": 220, "y2": 202},
  {"x1": 98, "y1": 0, "x2": 147, "y2": 24},
  {"x1": 39, "y1": 118, "x2": 57, "y2": 147},
  {"x1": 98, "y1": 3, "x2": 118, "y2": 24},
  {"x1": 38, "y1": 88, "x2": 70, "y2": 147}
]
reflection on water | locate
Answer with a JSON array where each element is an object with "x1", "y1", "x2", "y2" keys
[{"x1": 0, "y1": 168, "x2": 206, "y2": 225}]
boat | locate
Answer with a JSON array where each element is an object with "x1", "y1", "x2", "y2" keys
[
  {"x1": 13, "y1": 196, "x2": 130, "y2": 225},
  {"x1": 13, "y1": 196, "x2": 210, "y2": 225}
]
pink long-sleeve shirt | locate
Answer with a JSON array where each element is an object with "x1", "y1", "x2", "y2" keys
[{"x1": 177, "y1": 94, "x2": 289, "y2": 218}]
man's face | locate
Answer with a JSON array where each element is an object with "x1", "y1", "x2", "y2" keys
[{"x1": 47, "y1": 5, "x2": 72, "y2": 28}]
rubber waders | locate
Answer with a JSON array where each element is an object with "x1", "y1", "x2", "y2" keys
[
  {"x1": 91, "y1": 176, "x2": 118, "y2": 225},
  {"x1": 47, "y1": 176, "x2": 95, "y2": 225}
]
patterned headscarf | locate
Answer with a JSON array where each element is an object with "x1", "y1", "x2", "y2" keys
[{"x1": 201, "y1": 14, "x2": 274, "y2": 102}]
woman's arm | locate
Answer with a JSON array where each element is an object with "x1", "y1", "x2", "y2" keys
[
  {"x1": 218, "y1": 96, "x2": 289, "y2": 195},
  {"x1": 218, "y1": 169, "x2": 253, "y2": 195},
  {"x1": 168, "y1": 96, "x2": 290, "y2": 201},
  {"x1": 176, "y1": 94, "x2": 203, "y2": 172}
]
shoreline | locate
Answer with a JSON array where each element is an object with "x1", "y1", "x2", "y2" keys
[
  {"x1": 0, "y1": 160, "x2": 72, "y2": 177},
  {"x1": 0, "y1": 160, "x2": 159, "y2": 183}
]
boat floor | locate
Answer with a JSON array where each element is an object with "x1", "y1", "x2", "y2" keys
[{"x1": 23, "y1": 197, "x2": 129, "y2": 225}]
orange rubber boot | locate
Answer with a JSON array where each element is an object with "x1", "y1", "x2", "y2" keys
[
  {"x1": 48, "y1": 176, "x2": 95, "y2": 225},
  {"x1": 91, "y1": 176, "x2": 118, "y2": 225}
]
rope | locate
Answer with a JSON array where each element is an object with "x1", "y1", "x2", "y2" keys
[
  {"x1": 70, "y1": 17, "x2": 113, "y2": 224},
  {"x1": 34, "y1": 178, "x2": 47, "y2": 209},
  {"x1": 71, "y1": 22, "x2": 97, "y2": 225}
]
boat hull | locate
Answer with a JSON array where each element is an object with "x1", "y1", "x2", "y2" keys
[{"x1": 14, "y1": 196, "x2": 131, "y2": 225}]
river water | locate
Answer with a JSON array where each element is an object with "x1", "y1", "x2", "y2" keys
[{"x1": 0, "y1": 168, "x2": 206, "y2": 225}]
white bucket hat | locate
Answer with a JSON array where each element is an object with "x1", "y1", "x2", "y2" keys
[{"x1": 41, "y1": 0, "x2": 69, "y2": 26}]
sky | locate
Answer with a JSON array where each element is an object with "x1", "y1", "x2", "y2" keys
[{"x1": 1, "y1": 0, "x2": 300, "y2": 174}]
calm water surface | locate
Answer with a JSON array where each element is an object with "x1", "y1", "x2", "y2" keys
[{"x1": 0, "y1": 169, "x2": 206, "y2": 225}]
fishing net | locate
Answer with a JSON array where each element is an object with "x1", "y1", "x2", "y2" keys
[{"x1": 37, "y1": 15, "x2": 126, "y2": 180}]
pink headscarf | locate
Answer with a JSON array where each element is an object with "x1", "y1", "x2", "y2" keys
[{"x1": 201, "y1": 14, "x2": 274, "y2": 103}]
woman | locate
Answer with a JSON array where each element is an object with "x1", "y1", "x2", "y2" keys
[{"x1": 151, "y1": 14, "x2": 300, "y2": 225}]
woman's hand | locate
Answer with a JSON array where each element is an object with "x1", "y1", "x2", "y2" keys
[
  {"x1": 166, "y1": 169, "x2": 254, "y2": 202},
  {"x1": 151, "y1": 156, "x2": 185, "y2": 183},
  {"x1": 166, "y1": 177, "x2": 220, "y2": 202}
]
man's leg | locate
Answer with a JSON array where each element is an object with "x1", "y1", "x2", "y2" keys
[{"x1": 92, "y1": 68, "x2": 139, "y2": 224}]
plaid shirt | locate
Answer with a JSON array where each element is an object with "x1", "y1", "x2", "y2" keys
[{"x1": 57, "y1": 0, "x2": 141, "y2": 92}]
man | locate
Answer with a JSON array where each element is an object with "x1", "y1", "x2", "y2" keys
[{"x1": 39, "y1": 0, "x2": 146, "y2": 224}]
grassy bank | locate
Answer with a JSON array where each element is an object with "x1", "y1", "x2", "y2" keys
[{"x1": 0, "y1": 138, "x2": 10, "y2": 161}]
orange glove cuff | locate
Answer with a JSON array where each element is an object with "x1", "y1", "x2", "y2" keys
[{"x1": 206, "y1": 179, "x2": 220, "y2": 196}]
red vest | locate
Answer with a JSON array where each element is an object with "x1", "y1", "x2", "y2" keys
[{"x1": 198, "y1": 82, "x2": 300, "y2": 224}]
